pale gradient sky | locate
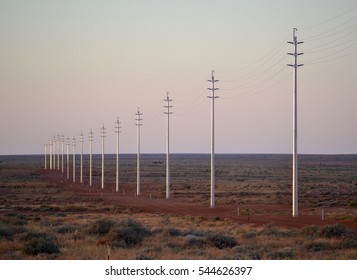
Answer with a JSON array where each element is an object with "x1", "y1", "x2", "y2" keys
[{"x1": 1, "y1": 0, "x2": 356, "y2": 155}]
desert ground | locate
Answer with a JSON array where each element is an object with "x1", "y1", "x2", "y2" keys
[{"x1": 1, "y1": 154, "x2": 357, "y2": 259}]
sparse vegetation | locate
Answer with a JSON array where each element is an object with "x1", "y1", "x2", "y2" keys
[
  {"x1": 1, "y1": 154, "x2": 357, "y2": 260},
  {"x1": 23, "y1": 232, "x2": 60, "y2": 255}
]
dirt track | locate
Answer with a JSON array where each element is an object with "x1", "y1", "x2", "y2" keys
[{"x1": 52, "y1": 172, "x2": 357, "y2": 232}]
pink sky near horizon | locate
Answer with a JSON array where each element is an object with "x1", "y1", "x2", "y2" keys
[{"x1": 1, "y1": 0, "x2": 356, "y2": 155}]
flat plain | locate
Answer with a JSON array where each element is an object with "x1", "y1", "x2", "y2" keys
[{"x1": 1, "y1": 154, "x2": 357, "y2": 259}]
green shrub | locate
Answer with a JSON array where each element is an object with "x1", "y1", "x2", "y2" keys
[
  {"x1": 0, "y1": 224, "x2": 14, "y2": 241},
  {"x1": 300, "y1": 225, "x2": 319, "y2": 237},
  {"x1": 168, "y1": 228, "x2": 184, "y2": 236},
  {"x1": 111, "y1": 219, "x2": 151, "y2": 248},
  {"x1": 23, "y1": 232, "x2": 60, "y2": 255},
  {"x1": 89, "y1": 218, "x2": 115, "y2": 236},
  {"x1": 318, "y1": 224, "x2": 355, "y2": 239},
  {"x1": 304, "y1": 241, "x2": 330, "y2": 252},
  {"x1": 338, "y1": 238, "x2": 357, "y2": 249},
  {"x1": 206, "y1": 233, "x2": 237, "y2": 249},
  {"x1": 56, "y1": 225, "x2": 77, "y2": 234},
  {"x1": 267, "y1": 249, "x2": 296, "y2": 260}
]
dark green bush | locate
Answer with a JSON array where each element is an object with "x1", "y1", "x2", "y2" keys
[
  {"x1": 304, "y1": 241, "x2": 330, "y2": 252},
  {"x1": 111, "y1": 219, "x2": 151, "y2": 248},
  {"x1": 56, "y1": 225, "x2": 77, "y2": 234},
  {"x1": 23, "y1": 232, "x2": 60, "y2": 255},
  {"x1": 267, "y1": 249, "x2": 296, "y2": 259},
  {"x1": 0, "y1": 224, "x2": 14, "y2": 241},
  {"x1": 89, "y1": 218, "x2": 115, "y2": 236},
  {"x1": 300, "y1": 225, "x2": 319, "y2": 237},
  {"x1": 318, "y1": 224, "x2": 355, "y2": 239},
  {"x1": 338, "y1": 238, "x2": 357, "y2": 249},
  {"x1": 185, "y1": 237, "x2": 206, "y2": 248},
  {"x1": 206, "y1": 233, "x2": 237, "y2": 249}
]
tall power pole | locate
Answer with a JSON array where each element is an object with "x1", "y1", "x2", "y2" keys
[
  {"x1": 115, "y1": 118, "x2": 122, "y2": 192},
  {"x1": 207, "y1": 70, "x2": 219, "y2": 208},
  {"x1": 66, "y1": 137, "x2": 70, "y2": 179},
  {"x1": 61, "y1": 134, "x2": 64, "y2": 173},
  {"x1": 101, "y1": 124, "x2": 106, "y2": 189},
  {"x1": 72, "y1": 137, "x2": 76, "y2": 183},
  {"x1": 89, "y1": 129, "x2": 94, "y2": 187},
  {"x1": 80, "y1": 132, "x2": 84, "y2": 184},
  {"x1": 164, "y1": 92, "x2": 173, "y2": 199},
  {"x1": 288, "y1": 28, "x2": 304, "y2": 218},
  {"x1": 135, "y1": 108, "x2": 143, "y2": 196}
]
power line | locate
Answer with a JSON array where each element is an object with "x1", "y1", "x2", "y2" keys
[{"x1": 301, "y1": 5, "x2": 357, "y2": 30}]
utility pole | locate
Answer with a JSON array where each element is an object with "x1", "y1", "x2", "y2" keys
[
  {"x1": 115, "y1": 118, "x2": 122, "y2": 192},
  {"x1": 101, "y1": 124, "x2": 106, "y2": 189},
  {"x1": 89, "y1": 129, "x2": 94, "y2": 187},
  {"x1": 57, "y1": 134, "x2": 60, "y2": 170},
  {"x1": 135, "y1": 108, "x2": 143, "y2": 196},
  {"x1": 53, "y1": 136, "x2": 56, "y2": 170},
  {"x1": 207, "y1": 70, "x2": 219, "y2": 208},
  {"x1": 164, "y1": 92, "x2": 173, "y2": 199},
  {"x1": 44, "y1": 144, "x2": 47, "y2": 170},
  {"x1": 66, "y1": 137, "x2": 70, "y2": 179},
  {"x1": 61, "y1": 134, "x2": 64, "y2": 173},
  {"x1": 288, "y1": 28, "x2": 304, "y2": 218},
  {"x1": 80, "y1": 132, "x2": 84, "y2": 184},
  {"x1": 72, "y1": 137, "x2": 76, "y2": 183},
  {"x1": 49, "y1": 139, "x2": 53, "y2": 169}
]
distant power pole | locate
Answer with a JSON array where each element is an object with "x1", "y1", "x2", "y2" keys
[
  {"x1": 49, "y1": 139, "x2": 53, "y2": 169},
  {"x1": 207, "y1": 70, "x2": 219, "y2": 208},
  {"x1": 57, "y1": 134, "x2": 60, "y2": 170},
  {"x1": 115, "y1": 118, "x2": 122, "y2": 192},
  {"x1": 66, "y1": 137, "x2": 70, "y2": 179},
  {"x1": 61, "y1": 134, "x2": 64, "y2": 173},
  {"x1": 80, "y1": 132, "x2": 84, "y2": 184},
  {"x1": 53, "y1": 136, "x2": 56, "y2": 170},
  {"x1": 135, "y1": 108, "x2": 143, "y2": 196},
  {"x1": 288, "y1": 28, "x2": 304, "y2": 218},
  {"x1": 72, "y1": 137, "x2": 76, "y2": 183},
  {"x1": 44, "y1": 144, "x2": 47, "y2": 170},
  {"x1": 164, "y1": 92, "x2": 173, "y2": 199},
  {"x1": 89, "y1": 129, "x2": 94, "y2": 187},
  {"x1": 101, "y1": 124, "x2": 106, "y2": 189}
]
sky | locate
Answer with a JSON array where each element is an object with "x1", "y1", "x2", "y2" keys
[{"x1": 0, "y1": 0, "x2": 356, "y2": 155}]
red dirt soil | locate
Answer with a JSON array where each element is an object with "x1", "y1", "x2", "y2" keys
[{"x1": 44, "y1": 170, "x2": 357, "y2": 232}]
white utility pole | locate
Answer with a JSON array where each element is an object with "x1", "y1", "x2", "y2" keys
[
  {"x1": 57, "y1": 134, "x2": 60, "y2": 170},
  {"x1": 53, "y1": 136, "x2": 56, "y2": 170},
  {"x1": 288, "y1": 28, "x2": 304, "y2": 218},
  {"x1": 44, "y1": 144, "x2": 47, "y2": 170},
  {"x1": 80, "y1": 132, "x2": 84, "y2": 184},
  {"x1": 101, "y1": 124, "x2": 106, "y2": 189},
  {"x1": 61, "y1": 134, "x2": 64, "y2": 173},
  {"x1": 72, "y1": 137, "x2": 76, "y2": 183},
  {"x1": 207, "y1": 70, "x2": 219, "y2": 208},
  {"x1": 135, "y1": 108, "x2": 143, "y2": 196},
  {"x1": 115, "y1": 118, "x2": 122, "y2": 192},
  {"x1": 66, "y1": 137, "x2": 70, "y2": 179},
  {"x1": 164, "y1": 92, "x2": 173, "y2": 199},
  {"x1": 49, "y1": 139, "x2": 53, "y2": 169},
  {"x1": 89, "y1": 129, "x2": 93, "y2": 187}
]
